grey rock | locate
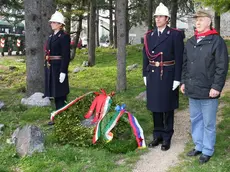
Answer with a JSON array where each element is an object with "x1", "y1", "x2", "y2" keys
[
  {"x1": 0, "y1": 75, "x2": 3, "y2": 81},
  {"x1": 81, "y1": 116, "x2": 96, "y2": 128},
  {"x1": 137, "y1": 47, "x2": 142, "y2": 52},
  {"x1": 127, "y1": 64, "x2": 138, "y2": 71},
  {"x1": 16, "y1": 59, "x2": 25, "y2": 63},
  {"x1": 11, "y1": 127, "x2": 20, "y2": 145},
  {"x1": 12, "y1": 125, "x2": 45, "y2": 157},
  {"x1": 21, "y1": 92, "x2": 51, "y2": 107},
  {"x1": 0, "y1": 124, "x2": 4, "y2": 131},
  {"x1": 135, "y1": 91, "x2": 146, "y2": 101},
  {"x1": 82, "y1": 61, "x2": 89, "y2": 67},
  {"x1": 0, "y1": 101, "x2": 4, "y2": 109},
  {"x1": 73, "y1": 67, "x2": 86, "y2": 73},
  {"x1": 0, "y1": 124, "x2": 4, "y2": 135}
]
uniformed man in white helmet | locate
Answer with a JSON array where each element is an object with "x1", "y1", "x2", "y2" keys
[
  {"x1": 45, "y1": 11, "x2": 71, "y2": 125},
  {"x1": 143, "y1": 3, "x2": 184, "y2": 151}
]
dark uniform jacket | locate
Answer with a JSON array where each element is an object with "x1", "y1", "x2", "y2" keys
[
  {"x1": 143, "y1": 26, "x2": 184, "y2": 112},
  {"x1": 182, "y1": 34, "x2": 229, "y2": 99},
  {"x1": 44, "y1": 30, "x2": 70, "y2": 98}
]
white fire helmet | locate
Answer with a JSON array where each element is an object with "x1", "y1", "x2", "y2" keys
[
  {"x1": 154, "y1": 3, "x2": 170, "y2": 18},
  {"x1": 49, "y1": 11, "x2": 65, "y2": 25}
]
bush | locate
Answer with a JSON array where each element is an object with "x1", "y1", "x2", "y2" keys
[
  {"x1": 99, "y1": 111, "x2": 138, "y2": 153},
  {"x1": 54, "y1": 93, "x2": 95, "y2": 147}
]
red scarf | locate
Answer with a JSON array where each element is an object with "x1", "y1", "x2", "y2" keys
[{"x1": 194, "y1": 28, "x2": 218, "y2": 39}]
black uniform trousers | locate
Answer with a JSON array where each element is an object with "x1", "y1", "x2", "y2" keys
[
  {"x1": 55, "y1": 96, "x2": 67, "y2": 110},
  {"x1": 152, "y1": 110, "x2": 174, "y2": 143}
]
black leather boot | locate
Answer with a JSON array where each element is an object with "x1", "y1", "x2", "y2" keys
[
  {"x1": 161, "y1": 140, "x2": 170, "y2": 151},
  {"x1": 148, "y1": 138, "x2": 162, "y2": 147}
]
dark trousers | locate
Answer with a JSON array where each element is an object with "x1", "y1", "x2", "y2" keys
[
  {"x1": 152, "y1": 110, "x2": 174, "y2": 142},
  {"x1": 55, "y1": 96, "x2": 67, "y2": 110}
]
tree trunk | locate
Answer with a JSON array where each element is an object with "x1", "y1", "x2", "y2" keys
[
  {"x1": 70, "y1": 14, "x2": 83, "y2": 60},
  {"x1": 95, "y1": 9, "x2": 100, "y2": 47},
  {"x1": 170, "y1": 0, "x2": 178, "y2": 28},
  {"x1": 109, "y1": 0, "x2": 114, "y2": 45},
  {"x1": 24, "y1": 0, "x2": 55, "y2": 96},
  {"x1": 214, "y1": 12, "x2": 220, "y2": 34},
  {"x1": 87, "y1": 2, "x2": 90, "y2": 48},
  {"x1": 41, "y1": 1, "x2": 55, "y2": 47},
  {"x1": 65, "y1": 4, "x2": 72, "y2": 34},
  {"x1": 126, "y1": 0, "x2": 129, "y2": 45},
  {"x1": 88, "y1": 0, "x2": 96, "y2": 66},
  {"x1": 114, "y1": 15, "x2": 117, "y2": 48},
  {"x1": 147, "y1": 0, "x2": 153, "y2": 30},
  {"x1": 116, "y1": 0, "x2": 127, "y2": 92}
]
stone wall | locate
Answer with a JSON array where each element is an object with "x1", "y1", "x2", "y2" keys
[
  {"x1": 220, "y1": 12, "x2": 230, "y2": 38},
  {"x1": 129, "y1": 24, "x2": 147, "y2": 44}
]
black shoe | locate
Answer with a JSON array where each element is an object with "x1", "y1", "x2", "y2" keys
[
  {"x1": 48, "y1": 121, "x2": 55, "y2": 125},
  {"x1": 161, "y1": 140, "x2": 170, "y2": 151},
  {"x1": 199, "y1": 154, "x2": 211, "y2": 164},
  {"x1": 148, "y1": 138, "x2": 162, "y2": 147},
  {"x1": 187, "y1": 149, "x2": 202, "y2": 156}
]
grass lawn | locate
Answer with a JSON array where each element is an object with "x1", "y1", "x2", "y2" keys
[{"x1": 0, "y1": 45, "x2": 152, "y2": 172}]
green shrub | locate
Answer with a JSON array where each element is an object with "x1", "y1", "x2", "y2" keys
[
  {"x1": 99, "y1": 111, "x2": 138, "y2": 153},
  {"x1": 54, "y1": 93, "x2": 138, "y2": 153},
  {"x1": 54, "y1": 93, "x2": 95, "y2": 147}
]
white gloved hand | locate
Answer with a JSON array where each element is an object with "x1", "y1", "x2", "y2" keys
[
  {"x1": 172, "y1": 80, "x2": 180, "y2": 90},
  {"x1": 59, "y1": 72, "x2": 66, "y2": 83},
  {"x1": 143, "y1": 77, "x2": 147, "y2": 86}
]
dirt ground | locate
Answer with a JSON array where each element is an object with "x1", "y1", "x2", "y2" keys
[{"x1": 133, "y1": 79, "x2": 230, "y2": 172}]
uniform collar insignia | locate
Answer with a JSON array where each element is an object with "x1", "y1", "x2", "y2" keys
[
  {"x1": 49, "y1": 34, "x2": 52, "y2": 37},
  {"x1": 167, "y1": 30, "x2": 170, "y2": 35},
  {"x1": 151, "y1": 31, "x2": 155, "y2": 36},
  {"x1": 58, "y1": 34, "x2": 61, "y2": 37}
]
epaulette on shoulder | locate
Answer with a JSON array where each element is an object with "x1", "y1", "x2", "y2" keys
[
  {"x1": 59, "y1": 32, "x2": 69, "y2": 38},
  {"x1": 145, "y1": 29, "x2": 153, "y2": 35},
  {"x1": 171, "y1": 28, "x2": 182, "y2": 32}
]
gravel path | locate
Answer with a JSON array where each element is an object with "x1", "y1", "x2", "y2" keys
[
  {"x1": 133, "y1": 108, "x2": 190, "y2": 172},
  {"x1": 133, "y1": 79, "x2": 230, "y2": 172}
]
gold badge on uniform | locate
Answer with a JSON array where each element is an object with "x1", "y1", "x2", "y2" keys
[{"x1": 155, "y1": 61, "x2": 160, "y2": 67}]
